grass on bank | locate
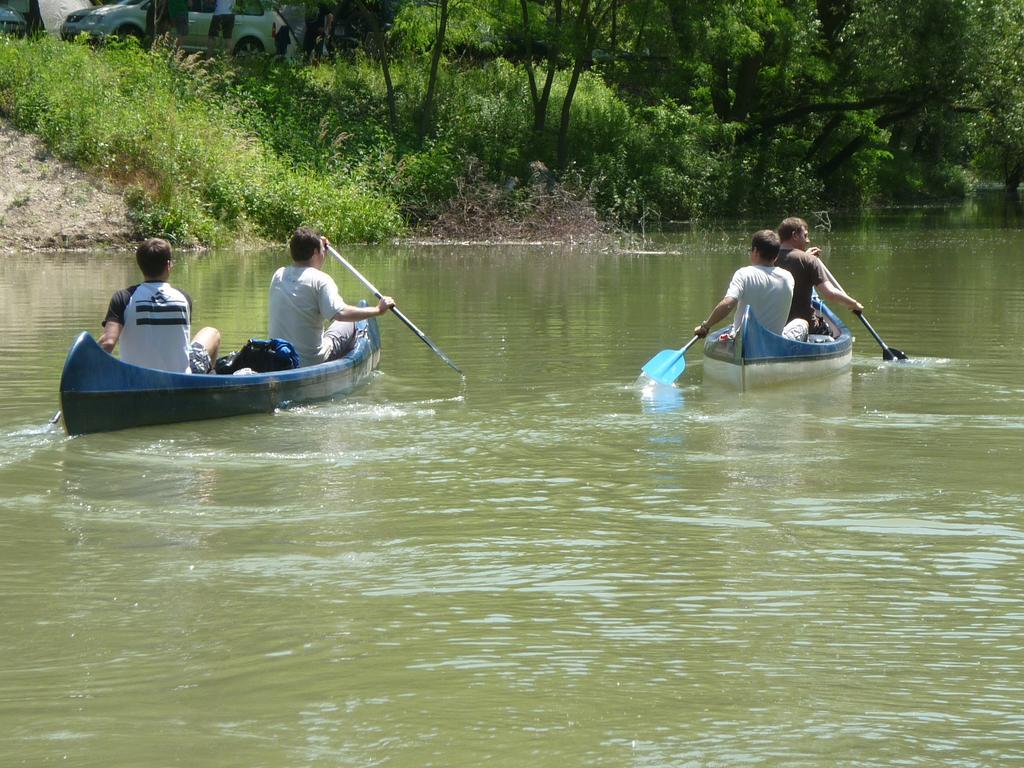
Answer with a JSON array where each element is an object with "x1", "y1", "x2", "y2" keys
[{"x1": 0, "y1": 35, "x2": 404, "y2": 245}]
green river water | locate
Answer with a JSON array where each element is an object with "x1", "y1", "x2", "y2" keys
[{"x1": 2, "y1": 202, "x2": 1024, "y2": 766}]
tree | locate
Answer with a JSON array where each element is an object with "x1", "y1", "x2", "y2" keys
[
  {"x1": 519, "y1": 0, "x2": 560, "y2": 136},
  {"x1": 418, "y1": 0, "x2": 452, "y2": 143},
  {"x1": 509, "y1": 0, "x2": 617, "y2": 169},
  {"x1": 555, "y1": 0, "x2": 615, "y2": 170},
  {"x1": 965, "y1": 0, "x2": 1024, "y2": 195},
  {"x1": 354, "y1": 0, "x2": 399, "y2": 134}
]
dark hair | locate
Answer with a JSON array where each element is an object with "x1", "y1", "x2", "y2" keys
[
  {"x1": 778, "y1": 217, "x2": 808, "y2": 242},
  {"x1": 136, "y1": 238, "x2": 172, "y2": 278},
  {"x1": 751, "y1": 229, "x2": 781, "y2": 262},
  {"x1": 289, "y1": 226, "x2": 323, "y2": 261}
]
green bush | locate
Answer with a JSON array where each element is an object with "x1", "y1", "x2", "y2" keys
[
  {"x1": 390, "y1": 143, "x2": 462, "y2": 220},
  {"x1": 435, "y1": 60, "x2": 531, "y2": 180},
  {"x1": 559, "y1": 71, "x2": 633, "y2": 166}
]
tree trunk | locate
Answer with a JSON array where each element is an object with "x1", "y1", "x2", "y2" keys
[
  {"x1": 520, "y1": 0, "x2": 539, "y2": 107},
  {"x1": 378, "y1": 37, "x2": 397, "y2": 136},
  {"x1": 729, "y1": 52, "x2": 764, "y2": 122},
  {"x1": 522, "y1": 0, "x2": 561, "y2": 136},
  {"x1": 710, "y1": 59, "x2": 732, "y2": 121},
  {"x1": 817, "y1": 134, "x2": 869, "y2": 178},
  {"x1": 609, "y1": 0, "x2": 617, "y2": 52},
  {"x1": 817, "y1": 105, "x2": 921, "y2": 177},
  {"x1": 358, "y1": 1, "x2": 397, "y2": 134},
  {"x1": 555, "y1": 0, "x2": 614, "y2": 170},
  {"x1": 804, "y1": 114, "x2": 844, "y2": 161},
  {"x1": 535, "y1": 64, "x2": 556, "y2": 134},
  {"x1": 1006, "y1": 163, "x2": 1023, "y2": 198},
  {"x1": 556, "y1": 59, "x2": 585, "y2": 170},
  {"x1": 418, "y1": 0, "x2": 450, "y2": 145},
  {"x1": 147, "y1": 0, "x2": 171, "y2": 40},
  {"x1": 816, "y1": 0, "x2": 855, "y2": 47}
]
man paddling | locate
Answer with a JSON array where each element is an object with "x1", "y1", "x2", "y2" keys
[
  {"x1": 693, "y1": 230, "x2": 793, "y2": 340},
  {"x1": 99, "y1": 238, "x2": 221, "y2": 373},
  {"x1": 775, "y1": 216, "x2": 863, "y2": 340},
  {"x1": 268, "y1": 227, "x2": 394, "y2": 368}
]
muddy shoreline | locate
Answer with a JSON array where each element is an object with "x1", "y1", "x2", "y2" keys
[{"x1": 0, "y1": 121, "x2": 135, "y2": 252}]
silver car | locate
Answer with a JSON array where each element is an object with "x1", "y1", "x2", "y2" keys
[{"x1": 60, "y1": 0, "x2": 288, "y2": 55}]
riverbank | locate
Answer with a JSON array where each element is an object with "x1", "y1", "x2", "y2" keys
[
  {"x1": 0, "y1": 36, "x2": 720, "y2": 248},
  {"x1": 0, "y1": 115, "x2": 608, "y2": 251},
  {"x1": 0, "y1": 120, "x2": 133, "y2": 251},
  {"x1": 2, "y1": 30, "x2": 988, "y2": 251}
]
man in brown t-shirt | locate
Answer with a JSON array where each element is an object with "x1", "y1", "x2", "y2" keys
[{"x1": 775, "y1": 217, "x2": 863, "y2": 340}]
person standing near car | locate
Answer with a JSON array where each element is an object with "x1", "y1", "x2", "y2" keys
[
  {"x1": 272, "y1": 17, "x2": 292, "y2": 58},
  {"x1": 303, "y1": 2, "x2": 331, "y2": 62},
  {"x1": 167, "y1": 0, "x2": 189, "y2": 43},
  {"x1": 27, "y1": 0, "x2": 44, "y2": 34},
  {"x1": 208, "y1": 0, "x2": 234, "y2": 54}
]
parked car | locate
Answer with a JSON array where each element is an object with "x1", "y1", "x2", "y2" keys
[
  {"x1": 60, "y1": 0, "x2": 288, "y2": 55},
  {"x1": 0, "y1": 3, "x2": 28, "y2": 36}
]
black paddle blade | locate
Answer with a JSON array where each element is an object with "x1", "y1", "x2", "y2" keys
[{"x1": 883, "y1": 347, "x2": 909, "y2": 362}]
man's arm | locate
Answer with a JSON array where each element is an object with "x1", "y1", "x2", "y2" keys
[
  {"x1": 100, "y1": 287, "x2": 134, "y2": 352},
  {"x1": 694, "y1": 296, "x2": 737, "y2": 338},
  {"x1": 815, "y1": 280, "x2": 863, "y2": 313},
  {"x1": 98, "y1": 321, "x2": 123, "y2": 353},
  {"x1": 332, "y1": 296, "x2": 395, "y2": 322}
]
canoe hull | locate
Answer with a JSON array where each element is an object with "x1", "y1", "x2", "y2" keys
[
  {"x1": 59, "y1": 318, "x2": 381, "y2": 436},
  {"x1": 703, "y1": 301, "x2": 853, "y2": 390}
]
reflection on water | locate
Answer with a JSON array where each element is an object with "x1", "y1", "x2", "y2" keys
[
  {"x1": 2, "y1": 205, "x2": 1024, "y2": 766},
  {"x1": 637, "y1": 376, "x2": 686, "y2": 414}
]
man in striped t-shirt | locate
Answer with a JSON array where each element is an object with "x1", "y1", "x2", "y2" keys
[{"x1": 99, "y1": 238, "x2": 220, "y2": 373}]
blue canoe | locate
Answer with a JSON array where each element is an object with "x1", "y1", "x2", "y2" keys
[
  {"x1": 703, "y1": 299, "x2": 853, "y2": 390},
  {"x1": 58, "y1": 317, "x2": 381, "y2": 436}
]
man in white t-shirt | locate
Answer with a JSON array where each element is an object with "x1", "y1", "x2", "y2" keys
[
  {"x1": 99, "y1": 238, "x2": 221, "y2": 373},
  {"x1": 208, "y1": 0, "x2": 235, "y2": 53},
  {"x1": 268, "y1": 227, "x2": 394, "y2": 368},
  {"x1": 693, "y1": 229, "x2": 794, "y2": 340}
]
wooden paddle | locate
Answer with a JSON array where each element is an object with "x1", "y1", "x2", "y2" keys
[
  {"x1": 820, "y1": 262, "x2": 908, "y2": 362},
  {"x1": 325, "y1": 244, "x2": 463, "y2": 376},
  {"x1": 640, "y1": 335, "x2": 700, "y2": 385}
]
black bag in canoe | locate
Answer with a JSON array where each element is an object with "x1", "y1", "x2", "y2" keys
[{"x1": 215, "y1": 338, "x2": 300, "y2": 374}]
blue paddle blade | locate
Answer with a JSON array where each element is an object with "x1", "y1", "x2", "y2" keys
[{"x1": 641, "y1": 348, "x2": 686, "y2": 384}]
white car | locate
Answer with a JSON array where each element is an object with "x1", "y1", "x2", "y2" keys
[{"x1": 61, "y1": 0, "x2": 289, "y2": 55}]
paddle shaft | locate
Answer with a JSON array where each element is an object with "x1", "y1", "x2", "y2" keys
[
  {"x1": 676, "y1": 335, "x2": 700, "y2": 358},
  {"x1": 819, "y1": 262, "x2": 907, "y2": 361},
  {"x1": 325, "y1": 244, "x2": 463, "y2": 375},
  {"x1": 853, "y1": 310, "x2": 897, "y2": 356},
  {"x1": 657, "y1": 335, "x2": 701, "y2": 368}
]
